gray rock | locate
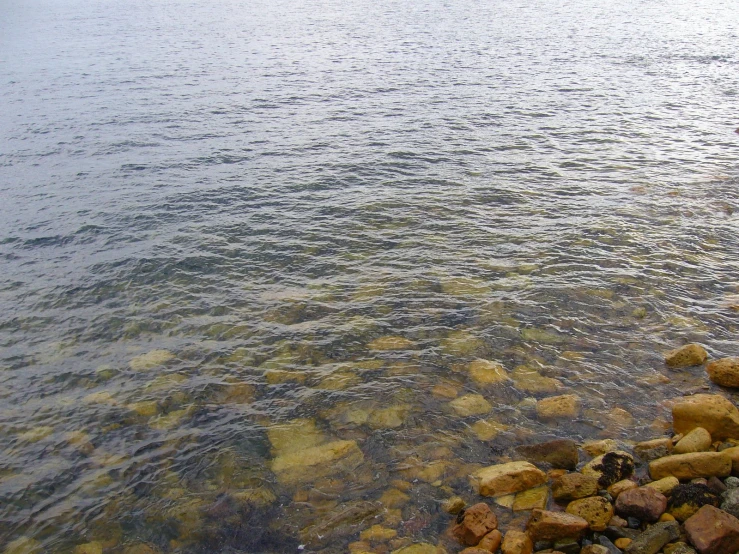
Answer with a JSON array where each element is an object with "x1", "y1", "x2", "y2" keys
[
  {"x1": 596, "y1": 535, "x2": 622, "y2": 554},
  {"x1": 664, "y1": 543, "x2": 697, "y2": 554},
  {"x1": 624, "y1": 520, "x2": 680, "y2": 554},
  {"x1": 552, "y1": 539, "x2": 580, "y2": 554},
  {"x1": 726, "y1": 476, "x2": 739, "y2": 489},
  {"x1": 721, "y1": 487, "x2": 739, "y2": 519}
]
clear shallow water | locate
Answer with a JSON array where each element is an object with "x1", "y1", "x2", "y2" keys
[{"x1": 1, "y1": 0, "x2": 739, "y2": 551}]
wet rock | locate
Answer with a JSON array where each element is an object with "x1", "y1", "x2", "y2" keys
[
  {"x1": 721, "y1": 487, "x2": 739, "y2": 518},
  {"x1": 649, "y1": 452, "x2": 731, "y2": 480},
  {"x1": 511, "y1": 366, "x2": 562, "y2": 394},
  {"x1": 684, "y1": 505, "x2": 739, "y2": 554},
  {"x1": 582, "y1": 439, "x2": 619, "y2": 457},
  {"x1": 391, "y1": 543, "x2": 445, "y2": 554},
  {"x1": 442, "y1": 496, "x2": 466, "y2": 514},
  {"x1": 719, "y1": 445, "x2": 739, "y2": 475},
  {"x1": 380, "y1": 488, "x2": 410, "y2": 508},
  {"x1": 663, "y1": 543, "x2": 697, "y2": 554},
  {"x1": 667, "y1": 483, "x2": 719, "y2": 521},
  {"x1": 727, "y1": 476, "x2": 739, "y2": 488},
  {"x1": 478, "y1": 529, "x2": 502, "y2": 552},
  {"x1": 672, "y1": 394, "x2": 739, "y2": 441},
  {"x1": 459, "y1": 548, "x2": 489, "y2": 554},
  {"x1": 674, "y1": 427, "x2": 713, "y2": 454},
  {"x1": 72, "y1": 542, "x2": 103, "y2": 554},
  {"x1": 707, "y1": 476, "x2": 727, "y2": 496},
  {"x1": 471, "y1": 418, "x2": 509, "y2": 441},
  {"x1": 129, "y1": 349, "x2": 175, "y2": 371},
  {"x1": 635, "y1": 437, "x2": 673, "y2": 462},
  {"x1": 515, "y1": 439, "x2": 579, "y2": 470},
  {"x1": 565, "y1": 496, "x2": 613, "y2": 531},
  {"x1": 612, "y1": 537, "x2": 632, "y2": 551},
  {"x1": 536, "y1": 395, "x2": 581, "y2": 420},
  {"x1": 512, "y1": 486, "x2": 549, "y2": 511},
  {"x1": 271, "y1": 439, "x2": 364, "y2": 485},
  {"x1": 3, "y1": 537, "x2": 42, "y2": 554},
  {"x1": 623, "y1": 520, "x2": 679, "y2": 554},
  {"x1": 122, "y1": 545, "x2": 160, "y2": 554},
  {"x1": 615, "y1": 487, "x2": 667, "y2": 522},
  {"x1": 581, "y1": 546, "x2": 609, "y2": 554},
  {"x1": 552, "y1": 538, "x2": 581, "y2": 553},
  {"x1": 581, "y1": 451, "x2": 635, "y2": 487},
  {"x1": 608, "y1": 479, "x2": 638, "y2": 499},
  {"x1": 368, "y1": 336, "x2": 416, "y2": 350},
  {"x1": 706, "y1": 358, "x2": 739, "y2": 388},
  {"x1": 664, "y1": 344, "x2": 708, "y2": 368},
  {"x1": 360, "y1": 525, "x2": 397, "y2": 541},
  {"x1": 368, "y1": 405, "x2": 410, "y2": 429},
  {"x1": 301, "y1": 501, "x2": 382, "y2": 547},
  {"x1": 450, "y1": 394, "x2": 492, "y2": 417},
  {"x1": 552, "y1": 473, "x2": 600, "y2": 501},
  {"x1": 468, "y1": 359, "x2": 510, "y2": 385},
  {"x1": 525, "y1": 509, "x2": 589, "y2": 542},
  {"x1": 644, "y1": 476, "x2": 680, "y2": 496},
  {"x1": 452, "y1": 502, "x2": 498, "y2": 546},
  {"x1": 472, "y1": 461, "x2": 547, "y2": 497},
  {"x1": 501, "y1": 530, "x2": 533, "y2": 554}
]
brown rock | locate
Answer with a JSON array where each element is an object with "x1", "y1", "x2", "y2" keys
[
  {"x1": 460, "y1": 549, "x2": 490, "y2": 554},
  {"x1": 500, "y1": 530, "x2": 533, "y2": 554},
  {"x1": 471, "y1": 462, "x2": 547, "y2": 497},
  {"x1": 565, "y1": 496, "x2": 614, "y2": 531},
  {"x1": 515, "y1": 439, "x2": 579, "y2": 470},
  {"x1": 615, "y1": 487, "x2": 667, "y2": 522},
  {"x1": 674, "y1": 427, "x2": 713, "y2": 454},
  {"x1": 707, "y1": 358, "x2": 739, "y2": 388},
  {"x1": 552, "y1": 473, "x2": 599, "y2": 501},
  {"x1": 672, "y1": 394, "x2": 739, "y2": 441},
  {"x1": 635, "y1": 437, "x2": 673, "y2": 462},
  {"x1": 525, "y1": 509, "x2": 589, "y2": 542},
  {"x1": 684, "y1": 505, "x2": 739, "y2": 554},
  {"x1": 649, "y1": 452, "x2": 731, "y2": 480},
  {"x1": 478, "y1": 529, "x2": 502, "y2": 552},
  {"x1": 665, "y1": 344, "x2": 708, "y2": 368},
  {"x1": 452, "y1": 503, "x2": 498, "y2": 546},
  {"x1": 720, "y1": 446, "x2": 739, "y2": 475}
]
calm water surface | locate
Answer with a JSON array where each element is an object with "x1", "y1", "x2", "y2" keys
[{"x1": 1, "y1": 0, "x2": 739, "y2": 551}]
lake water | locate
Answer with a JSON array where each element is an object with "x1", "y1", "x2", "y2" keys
[{"x1": 1, "y1": 0, "x2": 739, "y2": 551}]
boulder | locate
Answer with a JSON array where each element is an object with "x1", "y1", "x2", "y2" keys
[
  {"x1": 623, "y1": 520, "x2": 680, "y2": 554},
  {"x1": 674, "y1": 427, "x2": 712, "y2": 454},
  {"x1": 615, "y1": 487, "x2": 667, "y2": 522},
  {"x1": 536, "y1": 395, "x2": 581, "y2": 420},
  {"x1": 706, "y1": 357, "x2": 739, "y2": 388},
  {"x1": 471, "y1": 461, "x2": 547, "y2": 497},
  {"x1": 664, "y1": 344, "x2": 708, "y2": 368},
  {"x1": 515, "y1": 439, "x2": 579, "y2": 470},
  {"x1": 525, "y1": 509, "x2": 589, "y2": 542},
  {"x1": 672, "y1": 394, "x2": 739, "y2": 441},
  {"x1": 581, "y1": 451, "x2": 635, "y2": 487},
  {"x1": 684, "y1": 505, "x2": 739, "y2": 554},
  {"x1": 649, "y1": 452, "x2": 731, "y2": 481},
  {"x1": 500, "y1": 530, "x2": 533, "y2": 554},
  {"x1": 635, "y1": 437, "x2": 673, "y2": 462},
  {"x1": 452, "y1": 502, "x2": 498, "y2": 546},
  {"x1": 565, "y1": 496, "x2": 614, "y2": 531},
  {"x1": 552, "y1": 473, "x2": 599, "y2": 501},
  {"x1": 667, "y1": 483, "x2": 719, "y2": 521}
]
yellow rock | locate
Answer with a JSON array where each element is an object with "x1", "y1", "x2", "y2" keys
[
  {"x1": 649, "y1": 451, "x2": 731, "y2": 480},
  {"x1": 536, "y1": 394, "x2": 581, "y2": 419},
  {"x1": 449, "y1": 394, "x2": 492, "y2": 417},
  {"x1": 128, "y1": 401, "x2": 159, "y2": 417},
  {"x1": 267, "y1": 418, "x2": 325, "y2": 455},
  {"x1": 379, "y1": 488, "x2": 410, "y2": 508},
  {"x1": 511, "y1": 366, "x2": 562, "y2": 394},
  {"x1": 441, "y1": 277, "x2": 491, "y2": 296},
  {"x1": 367, "y1": 336, "x2": 415, "y2": 350},
  {"x1": 360, "y1": 525, "x2": 397, "y2": 541},
  {"x1": 608, "y1": 479, "x2": 638, "y2": 499},
  {"x1": 672, "y1": 394, "x2": 739, "y2": 441},
  {"x1": 130, "y1": 349, "x2": 175, "y2": 371},
  {"x1": 271, "y1": 440, "x2": 364, "y2": 485},
  {"x1": 707, "y1": 357, "x2": 739, "y2": 387},
  {"x1": 470, "y1": 419, "x2": 508, "y2": 441},
  {"x1": 673, "y1": 427, "x2": 712, "y2": 454},
  {"x1": 566, "y1": 496, "x2": 614, "y2": 531},
  {"x1": 582, "y1": 439, "x2": 619, "y2": 457},
  {"x1": 18, "y1": 426, "x2": 54, "y2": 442},
  {"x1": 614, "y1": 538, "x2": 632, "y2": 550},
  {"x1": 467, "y1": 359, "x2": 509, "y2": 385},
  {"x1": 391, "y1": 544, "x2": 445, "y2": 554},
  {"x1": 439, "y1": 330, "x2": 486, "y2": 357},
  {"x1": 471, "y1": 461, "x2": 547, "y2": 497},
  {"x1": 659, "y1": 513, "x2": 676, "y2": 522},
  {"x1": 220, "y1": 382, "x2": 256, "y2": 403},
  {"x1": 442, "y1": 496, "x2": 465, "y2": 514},
  {"x1": 149, "y1": 408, "x2": 190, "y2": 430},
  {"x1": 512, "y1": 485, "x2": 549, "y2": 511},
  {"x1": 368, "y1": 406, "x2": 409, "y2": 429},
  {"x1": 231, "y1": 487, "x2": 277, "y2": 507},
  {"x1": 145, "y1": 373, "x2": 187, "y2": 392},
  {"x1": 664, "y1": 344, "x2": 707, "y2": 368},
  {"x1": 73, "y1": 542, "x2": 103, "y2": 554},
  {"x1": 432, "y1": 383, "x2": 459, "y2": 399},
  {"x1": 83, "y1": 391, "x2": 117, "y2": 405},
  {"x1": 494, "y1": 494, "x2": 515, "y2": 509},
  {"x1": 264, "y1": 369, "x2": 306, "y2": 384}
]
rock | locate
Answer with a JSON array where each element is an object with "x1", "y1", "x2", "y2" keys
[
  {"x1": 615, "y1": 487, "x2": 667, "y2": 522},
  {"x1": 470, "y1": 418, "x2": 509, "y2": 441},
  {"x1": 442, "y1": 496, "x2": 466, "y2": 514},
  {"x1": 271, "y1": 440, "x2": 364, "y2": 485},
  {"x1": 129, "y1": 349, "x2": 175, "y2": 370},
  {"x1": 582, "y1": 439, "x2": 619, "y2": 457},
  {"x1": 478, "y1": 529, "x2": 502, "y2": 552},
  {"x1": 391, "y1": 544, "x2": 445, "y2": 554},
  {"x1": 672, "y1": 394, "x2": 739, "y2": 441},
  {"x1": 552, "y1": 538, "x2": 581, "y2": 553},
  {"x1": 380, "y1": 488, "x2": 410, "y2": 508},
  {"x1": 360, "y1": 525, "x2": 397, "y2": 541},
  {"x1": 515, "y1": 439, "x2": 579, "y2": 470},
  {"x1": 663, "y1": 543, "x2": 697, "y2": 554},
  {"x1": 511, "y1": 366, "x2": 562, "y2": 394},
  {"x1": 614, "y1": 538, "x2": 632, "y2": 550},
  {"x1": 581, "y1": 451, "x2": 635, "y2": 487},
  {"x1": 525, "y1": 509, "x2": 589, "y2": 542},
  {"x1": 3, "y1": 537, "x2": 42, "y2": 554},
  {"x1": 674, "y1": 427, "x2": 713, "y2": 454},
  {"x1": 722, "y1": 487, "x2": 739, "y2": 518},
  {"x1": 608, "y1": 479, "x2": 638, "y2": 499},
  {"x1": 565, "y1": 496, "x2": 614, "y2": 531},
  {"x1": 623, "y1": 520, "x2": 680, "y2": 554},
  {"x1": 718, "y1": 446, "x2": 739, "y2": 475},
  {"x1": 707, "y1": 476, "x2": 727, "y2": 496},
  {"x1": 667, "y1": 483, "x2": 720, "y2": 521},
  {"x1": 452, "y1": 503, "x2": 498, "y2": 546},
  {"x1": 649, "y1": 452, "x2": 732, "y2": 481},
  {"x1": 597, "y1": 536, "x2": 622, "y2": 554},
  {"x1": 635, "y1": 437, "x2": 673, "y2": 462},
  {"x1": 500, "y1": 530, "x2": 533, "y2": 554},
  {"x1": 684, "y1": 505, "x2": 739, "y2": 554},
  {"x1": 72, "y1": 544, "x2": 103, "y2": 554},
  {"x1": 536, "y1": 395, "x2": 581, "y2": 420},
  {"x1": 468, "y1": 359, "x2": 510, "y2": 386},
  {"x1": 459, "y1": 549, "x2": 489, "y2": 554},
  {"x1": 664, "y1": 344, "x2": 708, "y2": 368},
  {"x1": 581, "y1": 546, "x2": 609, "y2": 554},
  {"x1": 513, "y1": 486, "x2": 549, "y2": 511},
  {"x1": 472, "y1": 462, "x2": 547, "y2": 497},
  {"x1": 450, "y1": 394, "x2": 492, "y2": 417},
  {"x1": 645, "y1": 476, "x2": 680, "y2": 495},
  {"x1": 552, "y1": 473, "x2": 600, "y2": 501},
  {"x1": 727, "y1": 476, "x2": 739, "y2": 488},
  {"x1": 123, "y1": 545, "x2": 160, "y2": 554},
  {"x1": 367, "y1": 336, "x2": 416, "y2": 350},
  {"x1": 706, "y1": 358, "x2": 739, "y2": 388},
  {"x1": 660, "y1": 512, "x2": 677, "y2": 522}
]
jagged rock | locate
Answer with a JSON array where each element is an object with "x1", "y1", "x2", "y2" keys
[
  {"x1": 623, "y1": 520, "x2": 679, "y2": 554},
  {"x1": 471, "y1": 461, "x2": 547, "y2": 497},
  {"x1": 649, "y1": 451, "x2": 731, "y2": 480},
  {"x1": 565, "y1": 496, "x2": 614, "y2": 531},
  {"x1": 442, "y1": 496, "x2": 466, "y2": 514},
  {"x1": 674, "y1": 427, "x2": 712, "y2": 454},
  {"x1": 526, "y1": 509, "x2": 589, "y2": 542},
  {"x1": 706, "y1": 358, "x2": 739, "y2": 388},
  {"x1": 615, "y1": 487, "x2": 667, "y2": 522},
  {"x1": 672, "y1": 394, "x2": 739, "y2": 441},
  {"x1": 515, "y1": 439, "x2": 579, "y2": 470},
  {"x1": 452, "y1": 503, "x2": 498, "y2": 546},
  {"x1": 500, "y1": 530, "x2": 533, "y2": 554},
  {"x1": 552, "y1": 473, "x2": 599, "y2": 501},
  {"x1": 512, "y1": 486, "x2": 549, "y2": 511},
  {"x1": 684, "y1": 505, "x2": 739, "y2": 554},
  {"x1": 664, "y1": 344, "x2": 708, "y2": 368}
]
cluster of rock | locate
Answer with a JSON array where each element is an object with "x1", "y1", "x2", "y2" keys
[{"x1": 443, "y1": 391, "x2": 739, "y2": 554}]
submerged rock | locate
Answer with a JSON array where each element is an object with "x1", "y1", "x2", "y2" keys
[
  {"x1": 450, "y1": 394, "x2": 492, "y2": 417},
  {"x1": 471, "y1": 418, "x2": 509, "y2": 441},
  {"x1": 664, "y1": 344, "x2": 708, "y2": 368},
  {"x1": 511, "y1": 366, "x2": 562, "y2": 394},
  {"x1": 467, "y1": 359, "x2": 509, "y2": 386},
  {"x1": 368, "y1": 336, "x2": 416, "y2": 351},
  {"x1": 706, "y1": 357, "x2": 739, "y2": 388},
  {"x1": 129, "y1": 349, "x2": 175, "y2": 371},
  {"x1": 515, "y1": 438, "x2": 579, "y2": 470},
  {"x1": 536, "y1": 394, "x2": 581, "y2": 420},
  {"x1": 271, "y1": 440, "x2": 364, "y2": 485},
  {"x1": 452, "y1": 502, "x2": 498, "y2": 546}
]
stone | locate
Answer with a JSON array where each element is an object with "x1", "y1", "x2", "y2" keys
[
  {"x1": 536, "y1": 395, "x2": 581, "y2": 419},
  {"x1": 645, "y1": 476, "x2": 680, "y2": 495},
  {"x1": 367, "y1": 336, "x2": 415, "y2": 350},
  {"x1": 707, "y1": 476, "x2": 727, "y2": 495},
  {"x1": 129, "y1": 349, "x2": 175, "y2": 370},
  {"x1": 123, "y1": 545, "x2": 160, "y2": 554},
  {"x1": 271, "y1": 440, "x2": 364, "y2": 485},
  {"x1": 635, "y1": 437, "x2": 673, "y2": 462},
  {"x1": 500, "y1": 530, "x2": 533, "y2": 554},
  {"x1": 459, "y1": 549, "x2": 489, "y2": 554},
  {"x1": 623, "y1": 520, "x2": 680, "y2": 554},
  {"x1": 442, "y1": 496, "x2": 466, "y2": 514},
  {"x1": 73, "y1": 544, "x2": 103, "y2": 554},
  {"x1": 472, "y1": 462, "x2": 547, "y2": 497},
  {"x1": 471, "y1": 418, "x2": 509, "y2": 441},
  {"x1": 3, "y1": 537, "x2": 42, "y2": 554},
  {"x1": 719, "y1": 446, "x2": 739, "y2": 475},
  {"x1": 615, "y1": 487, "x2": 667, "y2": 522},
  {"x1": 360, "y1": 525, "x2": 397, "y2": 541},
  {"x1": 614, "y1": 538, "x2": 632, "y2": 549},
  {"x1": 552, "y1": 473, "x2": 599, "y2": 501},
  {"x1": 512, "y1": 486, "x2": 549, "y2": 511},
  {"x1": 596, "y1": 536, "x2": 622, "y2": 554},
  {"x1": 452, "y1": 503, "x2": 497, "y2": 546},
  {"x1": 565, "y1": 496, "x2": 614, "y2": 531},
  {"x1": 674, "y1": 427, "x2": 713, "y2": 454},
  {"x1": 450, "y1": 394, "x2": 492, "y2": 417},
  {"x1": 511, "y1": 366, "x2": 562, "y2": 394},
  {"x1": 380, "y1": 488, "x2": 410, "y2": 508},
  {"x1": 581, "y1": 451, "x2": 635, "y2": 487},
  {"x1": 668, "y1": 483, "x2": 719, "y2": 521},
  {"x1": 608, "y1": 479, "x2": 638, "y2": 499},
  {"x1": 706, "y1": 358, "x2": 739, "y2": 388},
  {"x1": 663, "y1": 544, "x2": 697, "y2": 554},
  {"x1": 684, "y1": 505, "x2": 739, "y2": 554},
  {"x1": 391, "y1": 544, "x2": 445, "y2": 554},
  {"x1": 525, "y1": 509, "x2": 589, "y2": 542},
  {"x1": 581, "y1": 546, "x2": 609, "y2": 554},
  {"x1": 721, "y1": 487, "x2": 739, "y2": 519},
  {"x1": 468, "y1": 359, "x2": 510, "y2": 386},
  {"x1": 478, "y1": 529, "x2": 502, "y2": 552},
  {"x1": 672, "y1": 394, "x2": 739, "y2": 441},
  {"x1": 515, "y1": 439, "x2": 579, "y2": 470},
  {"x1": 649, "y1": 452, "x2": 731, "y2": 481},
  {"x1": 582, "y1": 439, "x2": 619, "y2": 457},
  {"x1": 664, "y1": 344, "x2": 708, "y2": 368}
]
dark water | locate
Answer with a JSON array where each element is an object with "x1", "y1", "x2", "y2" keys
[{"x1": 1, "y1": 0, "x2": 739, "y2": 551}]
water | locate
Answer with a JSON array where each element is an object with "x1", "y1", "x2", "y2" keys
[{"x1": 1, "y1": 0, "x2": 739, "y2": 551}]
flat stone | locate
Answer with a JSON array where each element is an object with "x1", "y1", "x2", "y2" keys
[
  {"x1": 684, "y1": 505, "x2": 739, "y2": 554},
  {"x1": 468, "y1": 359, "x2": 509, "y2": 386},
  {"x1": 471, "y1": 418, "x2": 509, "y2": 441},
  {"x1": 536, "y1": 395, "x2": 581, "y2": 420},
  {"x1": 552, "y1": 473, "x2": 599, "y2": 501},
  {"x1": 581, "y1": 451, "x2": 635, "y2": 487},
  {"x1": 515, "y1": 439, "x2": 579, "y2": 470},
  {"x1": 707, "y1": 357, "x2": 739, "y2": 388},
  {"x1": 525, "y1": 509, "x2": 589, "y2": 542},
  {"x1": 635, "y1": 437, "x2": 673, "y2": 462},
  {"x1": 452, "y1": 502, "x2": 498, "y2": 546},
  {"x1": 672, "y1": 394, "x2": 739, "y2": 441},
  {"x1": 472, "y1": 461, "x2": 547, "y2": 497},
  {"x1": 512, "y1": 486, "x2": 549, "y2": 511},
  {"x1": 649, "y1": 452, "x2": 731, "y2": 481},
  {"x1": 511, "y1": 366, "x2": 562, "y2": 394},
  {"x1": 674, "y1": 427, "x2": 713, "y2": 454},
  {"x1": 664, "y1": 344, "x2": 708, "y2": 368},
  {"x1": 623, "y1": 520, "x2": 680, "y2": 554},
  {"x1": 565, "y1": 496, "x2": 614, "y2": 531},
  {"x1": 271, "y1": 440, "x2": 364, "y2": 485},
  {"x1": 450, "y1": 394, "x2": 492, "y2": 417},
  {"x1": 500, "y1": 529, "x2": 533, "y2": 554},
  {"x1": 615, "y1": 487, "x2": 667, "y2": 522}
]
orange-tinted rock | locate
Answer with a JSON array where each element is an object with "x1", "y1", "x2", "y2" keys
[
  {"x1": 672, "y1": 394, "x2": 739, "y2": 441},
  {"x1": 500, "y1": 530, "x2": 533, "y2": 554},
  {"x1": 525, "y1": 509, "x2": 589, "y2": 542},
  {"x1": 452, "y1": 502, "x2": 498, "y2": 546},
  {"x1": 649, "y1": 452, "x2": 731, "y2": 480},
  {"x1": 566, "y1": 496, "x2": 614, "y2": 531},
  {"x1": 707, "y1": 358, "x2": 739, "y2": 388},
  {"x1": 472, "y1": 462, "x2": 547, "y2": 497},
  {"x1": 551, "y1": 473, "x2": 599, "y2": 501},
  {"x1": 684, "y1": 505, "x2": 739, "y2": 554},
  {"x1": 615, "y1": 487, "x2": 667, "y2": 522},
  {"x1": 664, "y1": 344, "x2": 707, "y2": 368},
  {"x1": 477, "y1": 529, "x2": 502, "y2": 552}
]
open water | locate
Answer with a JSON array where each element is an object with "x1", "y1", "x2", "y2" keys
[{"x1": 1, "y1": 0, "x2": 739, "y2": 552}]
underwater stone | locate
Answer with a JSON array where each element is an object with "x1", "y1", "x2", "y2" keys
[
  {"x1": 467, "y1": 359, "x2": 509, "y2": 386},
  {"x1": 664, "y1": 344, "x2": 707, "y2": 368},
  {"x1": 536, "y1": 394, "x2": 581, "y2": 419},
  {"x1": 367, "y1": 336, "x2": 416, "y2": 350},
  {"x1": 470, "y1": 418, "x2": 508, "y2": 441},
  {"x1": 129, "y1": 349, "x2": 175, "y2": 371},
  {"x1": 472, "y1": 461, "x2": 547, "y2": 497},
  {"x1": 271, "y1": 440, "x2": 364, "y2": 485},
  {"x1": 450, "y1": 394, "x2": 492, "y2": 417}
]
